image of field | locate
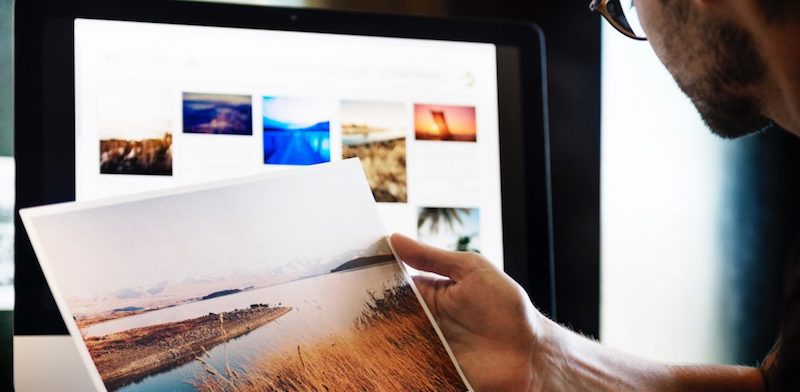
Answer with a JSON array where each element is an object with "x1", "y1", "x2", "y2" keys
[
  {"x1": 263, "y1": 97, "x2": 333, "y2": 165},
  {"x1": 341, "y1": 101, "x2": 407, "y2": 203},
  {"x1": 195, "y1": 271, "x2": 466, "y2": 392},
  {"x1": 24, "y1": 161, "x2": 468, "y2": 391},
  {"x1": 414, "y1": 104, "x2": 477, "y2": 142},
  {"x1": 418, "y1": 207, "x2": 481, "y2": 253},
  {"x1": 183, "y1": 93, "x2": 253, "y2": 135},
  {"x1": 99, "y1": 133, "x2": 173, "y2": 176}
]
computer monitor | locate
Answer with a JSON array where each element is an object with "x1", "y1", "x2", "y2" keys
[{"x1": 14, "y1": 1, "x2": 552, "y2": 386}]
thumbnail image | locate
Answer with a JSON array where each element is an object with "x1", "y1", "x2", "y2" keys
[
  {"x1": 183, "y1": 93, "x2": 253, "y2": 135},
  {"x1": 100, "y1": 134, "x2": 173, "y2": 176},
  {"x1": 24, "y1": 161, "x2": 468, "y2": 391},
  {"x1": 341, "y1": 101, "x2": 407, "y2": 203},
  {"x1": 414, "y1": 104, "x2": 477, "y2": 142},
  {"x1": 97, "y1": 89, "x2": 173, "y2": 176},
  {"x1": 417, "y1": 207, "x2": 480, "y2": 253},
  {"x1": 263, "y1": 97, "x2": 333, "y2": 165}
]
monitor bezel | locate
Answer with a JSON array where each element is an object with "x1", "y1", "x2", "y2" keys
[{"x1": 14, "y1": 0, "x2": 553, "y2": 335}]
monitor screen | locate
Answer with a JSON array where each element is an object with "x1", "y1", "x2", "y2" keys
[
  {"x1": 16, "y1": 1, "x2": 551, "y2": 337},
  {"x1": 74, "y1": 19, "x2": 505, "y2": 269}
]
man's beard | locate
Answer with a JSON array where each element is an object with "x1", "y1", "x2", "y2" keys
[
  {"x1": 666, "y1": 7, "x2": 774, "y2": 138},
  {"x1": 680, "y1": 84, "x2": 773, "y2": 139}
]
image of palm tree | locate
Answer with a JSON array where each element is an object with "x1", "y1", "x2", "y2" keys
[
  {"x1": 455, "y1": 236, "x2": 480, "y2": 253},
  {"x1": 416, "y1": 208, "x2": 472, "y2": 234}
]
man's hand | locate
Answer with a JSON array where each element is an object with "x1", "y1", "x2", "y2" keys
[
  {"x1": 390, "y1": 233, "x2": 766, "y2": 392},
  {"x1": 390, "y1": 233, "x2": 543, "y2": 391}
]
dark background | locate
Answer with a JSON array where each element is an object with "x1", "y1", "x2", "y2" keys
[{"x1": 721, "y1": 130, "x2": 800, "y2": 363}]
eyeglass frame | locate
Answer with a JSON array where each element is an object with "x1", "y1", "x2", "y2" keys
[{"x1": 590, "y1": 0, "x2": 648, "y2": 41}]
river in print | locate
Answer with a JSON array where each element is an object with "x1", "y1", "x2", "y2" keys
[{"x1": 104, "y1": 262, "x2": 464, "y2": 392}]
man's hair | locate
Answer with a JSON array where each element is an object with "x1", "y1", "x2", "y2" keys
[{"x1": 759, "y1": 0, "x2": 800, "y2": 21}]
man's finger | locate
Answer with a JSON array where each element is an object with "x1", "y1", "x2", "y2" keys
[{"x1": 390, "y1": 233, "x2": 477, "y2": 282}]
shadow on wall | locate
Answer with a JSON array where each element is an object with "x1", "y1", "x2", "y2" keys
[{"x1": 720, "y1": 129, "x2": 800, "y2": 363}]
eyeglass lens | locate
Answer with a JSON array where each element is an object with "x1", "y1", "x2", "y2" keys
[{"x1": 606, "y1": 0, "x2": 646, "y2": 39}]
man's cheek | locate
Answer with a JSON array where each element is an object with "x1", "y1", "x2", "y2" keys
[{"x1": 633, "y1": 0, "x2": 666, "y2": 42}]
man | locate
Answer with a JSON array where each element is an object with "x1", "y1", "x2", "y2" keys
[{"x1": 390, "y1": 0, "x2": 800, "y2": 390}]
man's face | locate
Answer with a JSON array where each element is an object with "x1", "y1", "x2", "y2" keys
[{"x1": 634, "y1": 0, "x2": 773, "y2": 138}]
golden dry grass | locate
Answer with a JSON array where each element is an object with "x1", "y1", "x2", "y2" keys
[
  {"x1": 195, "y1": 280, "x2": 466, "y2": 392},
  {"x1": 343, "y1": 138, "x2": 407, "y2": 203}
]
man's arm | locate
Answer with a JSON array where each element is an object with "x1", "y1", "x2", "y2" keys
[
  {"x1": 390, "y1": 234, "x2": 765, "y2": 392},
  {"x1": 536, "y1": 315, "x2": 765, "y2": 391}
]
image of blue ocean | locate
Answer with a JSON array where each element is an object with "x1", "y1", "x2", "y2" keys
[
  {"x1": 183, "y1": 93, "x2": 252, "y2": 135},
  {"x1": 262, "y1": 116, "x2": 331, "y2": 165}
]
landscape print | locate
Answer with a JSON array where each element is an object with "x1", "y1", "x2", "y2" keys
[
  {"x1": 263, "y1": 97, "x2": 333, "y2": 165},
  {"x1": 414, "y1": 104, "x2": 477, "y2": 142},
  {"x1": 183, "y1": 93, "x2": 253, "y2": 135},
  {"x1": 341, "y1": 101, "x2": 407, "y2": 203},
  {"x1": 98, "y1": 90, "x2": 173, "y2": 176},
  {"x1": 418, "y1": 207, "x2": 481, "y2": 253},
  {"x1": 23, "y1": 161, "x2": 468, "y2": 392}
]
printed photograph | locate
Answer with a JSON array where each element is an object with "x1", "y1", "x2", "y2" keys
[
  {"x1": 263, "y1": 97, "x2": 333, "y2": 165},
  {"x1": 414, "y1": 104, "x2": 477, "y2": 142},
  {"x1": 417, "y1": 207, "x2": 481, "y2": 253},
  {"x1": 341, "y1": 101, "x2": 407, "y2": 203},
  {"x1": 98, "y1": 90, "x2": 173, "y2": 176},
  {"x1": 183, "y1": 93, "x2": 253, "y2": 136},
  {"x1": 23, "y1": 161, "x2": 468, "y2": 392}
]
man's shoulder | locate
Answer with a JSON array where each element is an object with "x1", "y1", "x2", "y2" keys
[{"x1": 762, "y1": 237, "x2": 800, "y2": 391}]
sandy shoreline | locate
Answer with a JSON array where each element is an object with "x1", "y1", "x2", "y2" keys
[{"x1": 85, "y1": 304, "x2": 292, "y2": 390}]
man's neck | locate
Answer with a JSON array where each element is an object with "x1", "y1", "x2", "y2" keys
[{"x1": 751, "y1": 20, "x2": 800, "y2": 136}]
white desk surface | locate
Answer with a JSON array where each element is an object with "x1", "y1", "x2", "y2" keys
[{"x1": 14, "y1": 335, "x2": 95, "y2": 391}]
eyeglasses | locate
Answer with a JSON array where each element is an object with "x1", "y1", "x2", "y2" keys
[{"x1": 590, "y1": 0, "x2": 647, "y2": 41}]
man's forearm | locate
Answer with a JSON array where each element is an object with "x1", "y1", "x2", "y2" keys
[
  {"x1": 532, "y1": 316, "x2": 766, "y2": 392},
  {"x1": 666, "y1": 365, "x2": 765, "y2": 392}
]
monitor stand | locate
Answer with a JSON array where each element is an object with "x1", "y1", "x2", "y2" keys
[{"x1": 14, "y1": 335, "x2": 96, "y2": 391}]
